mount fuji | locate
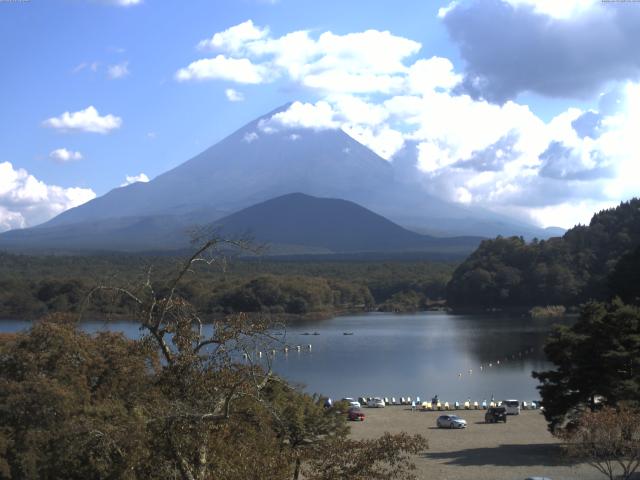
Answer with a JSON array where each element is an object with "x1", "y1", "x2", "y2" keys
[{"x1": 0, "y1": 104, "x2": 559, "y2": 254}]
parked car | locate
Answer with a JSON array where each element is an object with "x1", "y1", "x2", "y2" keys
[
  {"x1": 503, "y1": 399, "x2": 521, "y2": 415},
  {"x1": 485, "y1": 406, "x2": 508, "y2": 423},
  {"x1": 348, "y1": 407, "x2": 365, "y2": 421},
  {"x1": 436, "y1": 415, "x2": 467, "y2": 429},
  {"x1": 342, "y1": 397, "x2": 361, "y2": 408},
  {"x1": 367, "y1": 397, "x2": 385, "y2": 408}
]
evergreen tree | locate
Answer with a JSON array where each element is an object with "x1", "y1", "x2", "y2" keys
[{"x1": 533, "y1": 301, "x2": 640, "y2": 432}]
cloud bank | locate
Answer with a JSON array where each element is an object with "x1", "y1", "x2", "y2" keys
[
  {"x1": 441, "y1": 0, "x2": 640, "y2": 103},
  {"x1": 178, "y1": 11, "x2": 640, "y2": 228},
  {"x1": 0, "y1": 162, "x2": 96, "y2": 232}
]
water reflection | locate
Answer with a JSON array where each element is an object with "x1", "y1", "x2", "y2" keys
[
  {"x1": 0, "y1": 312, "x2": 566, "y2": 403},
  {"x1": 270, "y1": 312, "x2": 565, "y2": 402}
]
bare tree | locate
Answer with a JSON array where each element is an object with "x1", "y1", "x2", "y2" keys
[
  {"x1": 75, "y1": 235, "x2": 427, "y2": 479},
  {"x1": 563, "y1": 405, "x2": 640, "y2": 480},
  {"x1": 83, "y1": 236, "x2": 282, "y2": 480}
]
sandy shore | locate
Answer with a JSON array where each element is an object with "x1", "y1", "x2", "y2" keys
[{"x1": 348, "y1": 407, "x2": 601, "y2": 480}]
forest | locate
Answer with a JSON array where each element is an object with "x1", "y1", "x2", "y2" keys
[
  {"x1": 0, "y1": 253, "x2": 455, "y2": 320},
  {"x1": 0, "y1": 240, "x2": 428, "y2": 479},
  {"x1": 446, "y1": 198, "x2": 640, "y2": 310},
  {"x1": 2, "y1": 198, "x2": 639, "y2": 320}
]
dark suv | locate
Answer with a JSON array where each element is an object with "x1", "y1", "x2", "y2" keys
[{"x1": 485, "y1": 406, "x2": 507, "y2": 423}]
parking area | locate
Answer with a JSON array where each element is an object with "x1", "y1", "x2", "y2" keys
[{"x1": 348, "y1": 407, "x2": 602, "y2": 480}]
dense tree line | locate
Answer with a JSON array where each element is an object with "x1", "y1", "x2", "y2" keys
[
  {"x1": 0, "y1": 254, "x2": 455, "y2": 319},
  {"x1": 447, "y1": 198, "x2": 640, "y2": 309}
]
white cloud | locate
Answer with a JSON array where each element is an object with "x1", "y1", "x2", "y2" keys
[
  {"x1": 528, "y1": 199, "x2": 618, "y2": 229},
  {"x1": 0, "y1": 161, "x2": 96, "y2": 232},
  {"x1": 304, "y1": 29, "x2": 420, "y2": 76},
  {"x1": 263, "y1": 101, "x2": 340, "y2": 131},
  {"x1": 72, "y1": 61, "x2": 99, "y2": 74},
  {"x1": 0, "y1": 206, "x2": 25, "y2": 233},
  {"x1": 393, "y1": 80, "x2": 640, "y2": 228},
  {"x1": 243, "y1": 132, "x2": 259, "y2": 143},
  {"x1": 405, "y1": 57, "x2": 462, "y2": 94},
  {"x1": 198, "y1": 20, "x2": 269, "y2": 52},
  {"x1": 120, "y1": 173, "x2": 150, "y2": 187},
  {"x1": 178, "y1": 23, "x2": 420, "y2": 94},
  {"x1": 107, "y1": 61, "x2": 129, "y2": 79},
  {"x1": 438, "y1": 1, "x2": 459, "y2": 18},
  {"x1": 225, "y1": 88, "x2": 244, "y2": 102},
  {"x1": 43, "y1": 106, "x2": 122, "y2": 134},
  {"x1": 303, "y1": 71, "x2": 404, "y2": 95},
  {"x1": 175, "y1": 55, "x2": 267, "y2": 83},
  {"x1": 101, "y1": 0, "x2": 142, "y2": 6},
  {"x1": 330, "y1": 95, "x2": 389, "y2": 126},
  {"x1": 342, "y1": 124, "x2": 405, "y2": 160},
  {"x1": 178, "y1": 20, "x2": 639, "y2": 229},
  {"x1": 49, "y1": 148, "x2": 83, "y2": 163},
  {"x1": 503, "y1": 0, "x2": 595, "y2": 19},
  {"x1": 443, "y1": 0, "x2": 596, "y2": 19}
]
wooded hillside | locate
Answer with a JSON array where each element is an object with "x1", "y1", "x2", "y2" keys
[{"x1": 446, "y1": 198, "x2": 640, "y2": 309}]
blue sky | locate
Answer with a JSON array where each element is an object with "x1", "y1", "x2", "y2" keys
[
  {"x1": 0, "y1": 0, "x2": 460, "y2": 191},
  {"x1": 1, "y1": 0, "x2": 638, "y2": 231}
]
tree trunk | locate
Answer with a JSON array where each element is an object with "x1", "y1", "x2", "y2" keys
[
  {"x1": 197, "y1": 445, "x2": 207, "y2": 480},
  {"x1": 293, "y1": 455, "x2": 301, "y2": 480}
]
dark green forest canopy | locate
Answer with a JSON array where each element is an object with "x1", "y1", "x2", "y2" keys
[
  {"x1": 0, "y1": 254, "x2": 456, "y2": 319},
  {"x1": 446, "y1": 198, "x2": 640, "y2": 309}
]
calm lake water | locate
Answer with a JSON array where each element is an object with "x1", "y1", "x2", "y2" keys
[{"x1": 0, "y1": 312, "x2": 564, "y2": 404}]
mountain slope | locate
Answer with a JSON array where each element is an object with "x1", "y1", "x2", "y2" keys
[
  {"x1": 0, "y1": 104, "x2": 560, "y2": 253},
  {"x1": 446, "y1": 198, "x2": 640, "y2": 309},
  {"x1": 213, "y1": 193, "x2": 482, "y2": 254},
  {"x1": 0, "y1": 193, "x2": 483, "y2": 255},
  {"x1": 43, "y1": 104, "x2": 394, "y2": 227},
  {"x1": 38, "y1": 104, "x2": 553, "y2": 239}
]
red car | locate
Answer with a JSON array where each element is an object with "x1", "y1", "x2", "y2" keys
[{"x1": 348, "y1": 407, "x2": 365, "y2": 421}]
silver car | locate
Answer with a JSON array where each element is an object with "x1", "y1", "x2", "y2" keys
[{"x1": 436, "y1": 415, "x2": 467, "y2": 429}]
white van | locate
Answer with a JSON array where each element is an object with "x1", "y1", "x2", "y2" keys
[{"x1": 503, "y1": 399, "x2": 521, "y2": 415}]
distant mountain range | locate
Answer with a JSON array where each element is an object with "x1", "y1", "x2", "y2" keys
[
  {"x1": 0, "y1": 193, "x2": 483, "y2": 256},
  {"x1": 0, "y1": 104, "x2": 562, "y2": 255}
]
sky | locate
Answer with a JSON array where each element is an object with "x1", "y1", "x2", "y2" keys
[{"x1": 0, "y1": 0, "x2": 639, "y2": 232}]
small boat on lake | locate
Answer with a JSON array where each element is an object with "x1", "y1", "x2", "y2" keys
[{"x1": 343, "y1": 332, "x2": 354, "y2": 335}]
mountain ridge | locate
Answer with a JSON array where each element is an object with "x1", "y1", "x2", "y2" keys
[
  {"x1": 211, "y1": 193, "x2": 483, "y2": 254},
  {"x1": 0, "y1": 103, "x2": 562, "y2": 253},
  {"x1": 38, "y1": 103, "x2": 557, "y2": 239},
  {"x1": 0, "y1": 193, "x2": 483, "y2": 256}
]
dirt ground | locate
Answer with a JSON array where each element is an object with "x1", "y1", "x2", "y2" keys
[{"x1": 348, "y1": 407, "x2": 603, "y2": 480}]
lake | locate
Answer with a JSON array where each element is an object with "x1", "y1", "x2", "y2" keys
[{"x1": 0, "y1": 312, "x2": 564, "y2": 404}]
